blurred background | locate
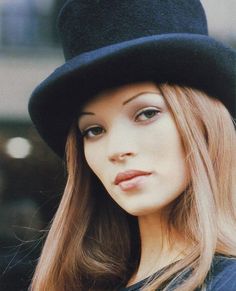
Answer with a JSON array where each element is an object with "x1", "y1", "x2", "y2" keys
[{"x1": 0, "y1": 0, "x2": 235, "y2": 290}]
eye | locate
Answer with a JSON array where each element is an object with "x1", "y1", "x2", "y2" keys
[
  {"x1": 135, "y1": 108, "x2": 160, "y2": 122},
  {"x1": 81, "y1": 126, "x2": 105, "y2": 139}
]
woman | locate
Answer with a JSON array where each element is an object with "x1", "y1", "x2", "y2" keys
[{"x1": 28, "y1": 0, "x2": 236, "y2": 290}]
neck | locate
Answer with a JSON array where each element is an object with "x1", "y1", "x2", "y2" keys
[{"x1": 128, "y1": 210, "x2": 190, "y2": 286}]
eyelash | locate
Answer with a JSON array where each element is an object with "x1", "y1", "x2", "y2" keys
[
  {"x1": 135, "y1": 107, "x2": 160, "y2": 121},
  {"x1": 81, "y1": 126, "x2": 104, "y2": 138},
  {"x1": 80, "y1": 108, "x2": 160, "y2": 139}
]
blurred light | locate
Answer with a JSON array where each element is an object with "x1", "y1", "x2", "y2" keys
[{"x1": 5, "y1": 137, "x2": 32, "y2": 159}]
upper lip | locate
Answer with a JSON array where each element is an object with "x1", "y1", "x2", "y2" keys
[{"x1": 114, "y1": 170, "x2": 151, "y2": 185}]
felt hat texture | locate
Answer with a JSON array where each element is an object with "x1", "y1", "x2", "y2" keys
[{"x1": 29, "y1": 0, "x2": 236, "y2": 157}]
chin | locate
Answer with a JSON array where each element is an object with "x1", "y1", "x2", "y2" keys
[{"x1": 123, "y1": 204, "x2": 163, "y2": 217}]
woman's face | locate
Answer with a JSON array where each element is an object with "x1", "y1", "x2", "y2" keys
[{"x1": 78, "y1": 82, "x2": 189, "y2": 216}]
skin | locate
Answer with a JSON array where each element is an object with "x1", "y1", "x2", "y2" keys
[{"x1": 78, "y1": 82, "x2": 190, "y2": 285}]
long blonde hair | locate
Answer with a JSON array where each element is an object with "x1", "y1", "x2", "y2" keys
[{"x1": 30, "y1": 84, "x2": 236, "y2": 291}]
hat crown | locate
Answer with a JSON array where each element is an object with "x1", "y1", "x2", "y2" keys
[{"x1": 58, "y1": 0, "x2": 208, "y2": 60}]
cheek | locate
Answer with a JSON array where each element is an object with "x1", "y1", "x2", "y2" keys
[
  {"x1": 84, "y1": 144, "x2": 105, "y2": 181},
  {"x1": 84, "y1": 145, "x2": 114, "y2": 201},
  {"x1": 159, "y1": 130, "x2": 189, "y2": 190},
  {"x1": 140, "y1": 118, "x2": 188, "y2": 184}
]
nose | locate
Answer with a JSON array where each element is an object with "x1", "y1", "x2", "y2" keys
[{"x1": 107, "y1": 126, "x2": 137, "y2": 163}]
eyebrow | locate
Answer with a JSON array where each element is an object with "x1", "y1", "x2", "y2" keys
[
  {"x1": 78, "y1": 91, "x2": 160, "y2": 120},
  {"x1": 78, "y1": 112, "x2": 95, "y2": 119},
  {"x1": 122, "y1": 91, "x2": 159, "y2": 105}
]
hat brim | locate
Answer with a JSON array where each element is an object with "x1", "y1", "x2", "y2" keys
[{"x1": 29, "y1": 33, "x2": 236, "y2": 157}]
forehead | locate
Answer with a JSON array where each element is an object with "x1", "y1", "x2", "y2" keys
[{"x1": 81, "y1": 82, "x2": 160, "y2": 111}]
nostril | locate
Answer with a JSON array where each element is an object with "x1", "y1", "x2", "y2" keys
[
  {"x1": 119, "y1": 152, "x2": 132, "y2": 159},
  {"x1": 109, "y1": 152, "x2": 135, "y2": 162}
]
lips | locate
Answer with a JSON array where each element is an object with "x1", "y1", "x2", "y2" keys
[{"x1": 114, "y1": 170, "x2": 151, "y2": 185}]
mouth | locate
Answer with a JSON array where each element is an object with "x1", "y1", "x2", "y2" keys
[{"x1": 114, "y1": 170, "x2": 152, "y2": 191}]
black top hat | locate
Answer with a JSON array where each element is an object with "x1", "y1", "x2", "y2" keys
[{"x1": 29, "y1": 0, "x2": 236, "y2": 157}]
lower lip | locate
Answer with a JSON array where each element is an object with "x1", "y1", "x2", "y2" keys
[{"x1": 117, "y1": 174, "x2": 151, "y2": 191}]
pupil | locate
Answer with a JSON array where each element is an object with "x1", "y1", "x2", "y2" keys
[
  {"x1": 93, "y1": 127, "x2": 102, "y2": 134},
  {"x1": 145, "y1": 110, "x2": 155, "y2": 118}
]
